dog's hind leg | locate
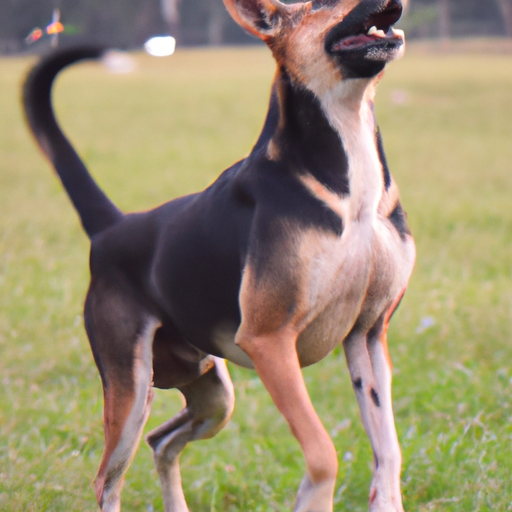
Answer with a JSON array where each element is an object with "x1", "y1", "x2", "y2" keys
[
  {"x1": 84, "y1": 278, "x2": 158, "y2": 512},
  {"x1": 343, "y1": 315, "x2": 404, "y2": 512},
  {"x1": 146, "y1": 356, "x2": 235, "y2": 512}
]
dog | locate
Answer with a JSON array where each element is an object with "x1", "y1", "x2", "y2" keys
[{"x1": 23, "y1": 0, "x2": 415, "y2": 510}]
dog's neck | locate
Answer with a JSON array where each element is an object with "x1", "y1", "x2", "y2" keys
[
  {"x1": 319, "y1": 78, "x2": 384, "y2": 222},
  {"x1": 258, "y1": 69, "x2": 385, "y2": 221}
]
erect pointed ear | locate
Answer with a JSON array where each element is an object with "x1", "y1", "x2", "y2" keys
[{"x1": 223, "y1": 0, "x2": 290, "y2": 39}]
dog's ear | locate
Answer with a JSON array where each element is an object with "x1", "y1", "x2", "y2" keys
[{"x1": 223, "y1": 0, "x2": 291, "y2": 39}]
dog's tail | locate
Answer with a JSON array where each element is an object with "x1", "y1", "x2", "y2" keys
[{"x1": 23, "y1": 46, "x2": 123, "y2": 239}]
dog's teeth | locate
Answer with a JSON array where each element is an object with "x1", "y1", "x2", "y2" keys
[{"x1": 367, "y1": 26, "x2": 387, "y2": 38}]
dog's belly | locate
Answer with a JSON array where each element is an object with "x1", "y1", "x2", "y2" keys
[{"x1": 294, "y1": 217, "x2": 415, "y2": 367}]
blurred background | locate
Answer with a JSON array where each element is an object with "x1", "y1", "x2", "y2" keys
[
  {"x1": 1, "y1": 0, "x2": 512, "y2": 510},
  {"x1": 1, "y1": 0, "x2": 511, "y2": 53}
]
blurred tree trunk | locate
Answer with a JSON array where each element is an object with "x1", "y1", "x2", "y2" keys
[
  {"x1": 438, "y1": 0, "x2": 451, "y2": 40},
  {"x1": 161, "y1": 0, "x2": 181, "y2": 42},
  {"x1": 207, "y1": 0, "x2": 228, "y2": 45},
  {"x1": 134, "y1": 0, "x2": 167, "y2": 44},
  {"x1": 496, "y1": 0, "x2": 512, "y2": 36}
]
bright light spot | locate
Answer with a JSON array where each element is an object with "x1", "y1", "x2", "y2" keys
[
  {"x1": 144, "y1": 36, "x2": 176, "y2": 57},
  {"x1": 102, "y1": 51, "x2": 137, "y2": 74}
]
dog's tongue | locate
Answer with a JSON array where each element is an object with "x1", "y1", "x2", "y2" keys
[
  {"x1": 331, "y1": 26, "x2": 405, "y2": 53},
  {"x1": 332, "y1": 33, "x2": 381, "y2": 51}
]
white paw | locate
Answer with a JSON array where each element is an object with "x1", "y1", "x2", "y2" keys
[
  {"x1": 368, "y1": 482, "x2": 404, "y2": 512},
  {"x1": 293, "y1": 473, "x2": 335, "y2": 512}
]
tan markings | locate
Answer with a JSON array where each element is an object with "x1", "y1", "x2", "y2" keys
[
  {"x1": 236, "y1": 326, "x2": 338, "y2": 485},
  {"x1": 278, "y1": 7, "x2": 343, "y2": 95},
  {"x1": 273, "y1": 0, "x2": 368, "y2": 94},
  {"x1": 237, "y1": 208, "x2": 414, "y2": 370},
  {"x1": 266, "y1": 137, "x2": 281, "y2": 161},
  {"x1": 299, "y1": 173, "x2": 347, "y2": 219},
  {"x1": 292, "y1": 226, "x2": 374, "y2": 366},
  {"x1": 224, "y1": 0, "x2": 405, "y2": 101},
  {"x1": 237, "y1": 258, "x2": 301, "y2": 342},
  {"x1": 297, "y1": 213, "x2": 414, "y2": 364},
  {"x1": 95, "y1": 317, "x2": 159, "y2": 510},
  {"x1": 95, "y1": 386, "x2": 136, "y2": 507},
  {"x1": 378, "y1": 289, "x2": 406, "y2": 372},
  {"x1": 384, "y1": 289, "x2": 406, "y2": 328},
  {"x1": 186, "y1": 357, "x2": 236, "y2": 440},
  {"x1": 224, "y1": 0, "x2": 383, "y2": 96},
  {"x1": 378, "y1": 322, "x2": 393, "y2": 374},
  {"x1": 377, "y1": 178, "x2": 400, "y2": 219},
  {"x1": 369, "y1": 481, "x2": 378, "y2": 504},
  {"x1": 265, "y1": 69, "x2": 291, "y2": 162}
]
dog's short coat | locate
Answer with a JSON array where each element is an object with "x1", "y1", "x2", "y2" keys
[{"x1": 23, "y1": 0, "x2": 415, "y2": 510}]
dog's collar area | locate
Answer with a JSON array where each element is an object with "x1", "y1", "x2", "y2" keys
[{"x1": 325, "y1": 0, "x2": 404, "y2": 55}]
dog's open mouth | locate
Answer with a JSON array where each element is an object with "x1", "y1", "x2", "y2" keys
[{"x1": 327, "y1": 0, "x2": 404, "y2": 57}]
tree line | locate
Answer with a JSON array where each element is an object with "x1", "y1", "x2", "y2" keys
[
  {"x1": 406, "y1": 0, "x2": 512, "y2": 40},
  {"x1": 0, "y1": 0, "x2": 511, "y2": 54}
]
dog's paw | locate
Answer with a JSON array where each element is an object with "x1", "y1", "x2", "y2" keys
[
  {"x1": 293, "y1": 473, "x2": 335, "y2": 512},
  {"x1": 368, "y1": 481, "x2": 405, "y2": 512}
]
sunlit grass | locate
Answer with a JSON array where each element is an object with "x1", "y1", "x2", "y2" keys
[{"x1": 1, "y1": 43, "x2": 512, "y2": 511}]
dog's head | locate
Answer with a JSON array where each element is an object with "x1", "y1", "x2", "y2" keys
[{"x1": 223, "y1": 0, "x2": 406, "y2": 95}]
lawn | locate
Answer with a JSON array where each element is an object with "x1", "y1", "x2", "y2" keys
[{"x1": 1, "y1": 42, "x2": 512, "y2": 511}]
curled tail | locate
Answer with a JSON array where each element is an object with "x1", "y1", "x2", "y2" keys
[{"x1": 23, "y1": 45, "x2": 123, "y2": 239}]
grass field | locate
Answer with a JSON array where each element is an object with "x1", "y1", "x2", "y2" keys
[{"x1": 1, "y1": 42, "x2": 512, "y2": 511}]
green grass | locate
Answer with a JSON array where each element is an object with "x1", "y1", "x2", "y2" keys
[{"x1": 1, "y1": 43, "x2": 512, "y2": 511}]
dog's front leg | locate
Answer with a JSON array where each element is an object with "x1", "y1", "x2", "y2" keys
[
  {"x1": 237, "y1": 326, "x2": 337, "y2": 512},
  {"x1": 343, "y1": 323, "x2": 404, "y2": 512}
]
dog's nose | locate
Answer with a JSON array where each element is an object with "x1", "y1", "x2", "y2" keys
[{"x1": 385, "y1": 0, "x2": 404, "y2": 14}]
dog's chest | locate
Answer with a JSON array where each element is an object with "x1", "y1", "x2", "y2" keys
[
  {"x1": 294, "y1": 214, "x2": 414, "y2": 367},
  {"x1": 211, "y1": 88, "x2": 416, "y2": 369},
  {"x1": 293, "y1": 96, "x2": 415, "y2": 365}
]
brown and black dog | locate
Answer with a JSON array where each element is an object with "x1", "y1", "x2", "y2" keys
[{"x1": 23, "y1": 0, "x2": 415, "y2": 510}]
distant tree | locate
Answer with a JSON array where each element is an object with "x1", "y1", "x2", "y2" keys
[
  {"x1": 62, "y1": 0, "x2": 162, "y2": 47},
  {"x1": 206, "y1": 0, "x2": 229, "y2": 45},
  {"x1": 449, "y1": 0, "x2": 504, "y2": 37},
  {"x1": 161, "y1": 0, "x2": 182, "y2": 41},
  {"x1": 495, "y1": 0, "x2": 512, "y2": 36},
  {"x1": 4, "y1": 0, "x2": 509, "y2": 54},
  {"x1": 437, "y1": 0, "x2": 451, "y2": 39},
  {"x1": 133, "y1": 0, "x2": 167, "y2": 44},
  {"x1": 162, "y1": 0, "x2": 231, "y2": 45},
  {"x1": 178, "y1": 0, "x2": 252, "y2": 45}
]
